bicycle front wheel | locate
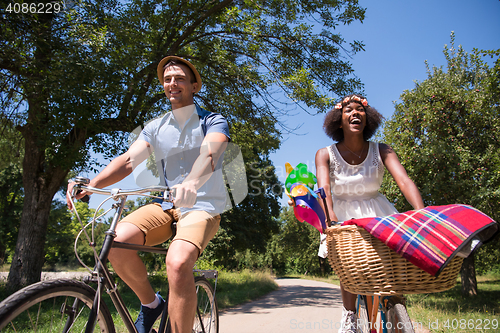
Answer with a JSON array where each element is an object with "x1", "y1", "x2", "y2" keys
[
  {"x1": 384, "y1": 296, "x2": 414, "y2": 333},
  {"x1": 0, "y1": 278, "x2": 115, "y2": 332},
  {"x1": 193, "y1": 276, "x2": 218, "y2": 333}
]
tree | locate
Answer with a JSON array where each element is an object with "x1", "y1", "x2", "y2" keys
[
  {"x1": 381, "y1": 33, "x2": 500, "y2": 296},
  {"x1": 45, "y1": 200, "x2": 84, "y2": 269},
  {"x1": 221, "y1": 134, "x2": 281, "y2": 252},
  {"x1": 213, "y1": 206, "x2": 327, "y2": 275},
  {"x1": 1, "y1": 0, "x2": 365, "y2": 290},
  {"x1": 0, "y1": 122, "x2": 24, "y2": 265},
  {"x1": 271, "y1": 206, "x2": 325, "y2": 275},
  {"x1": 0, "y1": 164, "x2": 23, "y2": 265}
]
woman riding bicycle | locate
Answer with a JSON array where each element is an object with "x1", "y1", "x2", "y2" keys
[{"x1": 315, "y1": 94, "x2": 424, "y2": 333}]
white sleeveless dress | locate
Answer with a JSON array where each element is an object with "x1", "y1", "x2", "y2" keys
[{"x1": 318, "y1": 141, "x2": 398, "y2": 258}]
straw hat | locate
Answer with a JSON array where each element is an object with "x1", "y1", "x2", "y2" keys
[{"x1": 157, "y1": 56, "x2": 202, "y2": 93}]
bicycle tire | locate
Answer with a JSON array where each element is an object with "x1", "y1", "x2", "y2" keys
[
  {"x1": 384, "y1": 296, "x2": 414, "y2": 333},
  {"x1": 356, "y1": 295, "x2": 371, "y2": 333},
  {"x1": 0, "y1": 278, "x2": 115, "y2": 332},
  {"x1": 193, "y1": 276, "x2": 218, "y2": 333}
]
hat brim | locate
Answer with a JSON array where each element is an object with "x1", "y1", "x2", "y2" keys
[{"x1": 157, "y1": 56, "x2": 202, "y2": 93}]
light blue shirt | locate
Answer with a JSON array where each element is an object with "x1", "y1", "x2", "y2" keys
[{"x1": 138, "y1": 105, "x2": 230, "y2": 215}]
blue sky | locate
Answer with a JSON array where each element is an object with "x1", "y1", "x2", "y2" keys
[
  {"x1": 75, "y1": 0, "x2": 500, "y2": 210},
  {"x1": 269, "y1": 0, "x2": 500, "y2": 205}
]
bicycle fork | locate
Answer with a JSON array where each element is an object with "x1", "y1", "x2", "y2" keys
[
  {"x1": 84, "y1": 198, "x2": 142, "y2": 333},
  {"x1": 358, "y1": 295, "x2": 409, "y2": 333},
  {"x1": 358, "y1": 295, "x2": 389, "y2": 333}
]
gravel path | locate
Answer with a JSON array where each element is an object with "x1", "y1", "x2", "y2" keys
[
  {"x1": 219, "y1": 278, "x2": 344, "y2": 333},
  {"x1": 0, "y1": 271, "x2": 89, "y2": 283},
  {"x1": 1, "y1": 273, "x2": 428, "y2": 332},
  {"x1": 219, "y1": 278, "x2": 429, "y2": 333}
]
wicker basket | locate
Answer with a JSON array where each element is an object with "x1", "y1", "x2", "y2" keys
[{"x1": 326, "y1": 225, "x2": 463, "y2": 296}]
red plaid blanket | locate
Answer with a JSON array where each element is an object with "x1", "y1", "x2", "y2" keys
[{"x1": 343, "y1": 204, "x2": 498, "y2": 276}]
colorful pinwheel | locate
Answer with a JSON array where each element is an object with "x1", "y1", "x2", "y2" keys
[{"x1": 285, "y1": 163, "x2": 327, "y2": 232}]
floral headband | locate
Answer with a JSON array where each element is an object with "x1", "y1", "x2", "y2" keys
[{"x1": 334, "y1": 95, "x2": 368, "y2": 109}]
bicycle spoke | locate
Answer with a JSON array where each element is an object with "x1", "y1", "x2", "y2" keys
[
  {"x1": 8, "y1": 321, "x2": 18, "y2": 332},
  {"x1": 0, "y1": 279, "x2": 114, "y2": 333},
  {"x1": 192, "y1": 277, "x2": 218, "y2": 333},
  {"x1": 27, "y1": 307, "x2": 35, "y2": 331}
]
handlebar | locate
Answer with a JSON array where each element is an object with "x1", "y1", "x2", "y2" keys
[
  {"x1": 69, "y1": 177, "x2": 176, "y2": 274},
  {"x1": 72, "y1": 177, "x2": 174, "y2": 202}
]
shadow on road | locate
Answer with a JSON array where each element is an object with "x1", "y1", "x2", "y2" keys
[{"x1": 221, "y1": 278, "x2": 343, "y2": 315}]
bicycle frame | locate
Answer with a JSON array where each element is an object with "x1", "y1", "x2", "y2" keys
[
  {"x1": 80, "y1": 188, "x2": 164, "y2": 333},
  {"x1": 357, "y1": 295, "x2": 387, "y2": 333},
  {"x1": 0, "y1": 180, "x2": 219, "y2": 333},
  {"x1": 70, "y1": 181, "x2": 194, "y2": 333}
]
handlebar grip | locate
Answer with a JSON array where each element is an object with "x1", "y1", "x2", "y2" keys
[{"x1": 76, "y1": 190, "x2": 90, "y2": 203}]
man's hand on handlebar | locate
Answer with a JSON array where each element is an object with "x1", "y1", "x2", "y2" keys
[
  {"x1": 172, "y1": 182, "x2": 197, "y2": 208},
  {"x1": 66, "y1": 181, "x2": 90, "y2": 210}
]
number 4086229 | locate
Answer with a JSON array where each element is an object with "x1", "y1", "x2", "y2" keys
[
  {"x1": 6, "y1": 2, "x2": 65, "y2": 14},
  {"x1": 443, "y1": 318, "x2": 498, "y2": 330}
]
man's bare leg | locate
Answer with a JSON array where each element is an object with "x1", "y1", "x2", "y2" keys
[
  {"x1": 108, "y1": 222, "x2": 156, "y2": 304},
  {"x1": 166, "y1": 239, "x2": 199, "y2": 333}
]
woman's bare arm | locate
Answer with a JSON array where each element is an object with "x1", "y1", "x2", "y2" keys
[{"x1": 380, "y1": 143, "x2": 425, "y2": 210}]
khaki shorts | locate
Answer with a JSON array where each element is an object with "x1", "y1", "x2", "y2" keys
[{"x1": 119, "y1": 203, "x2": 220, "y2": 253}]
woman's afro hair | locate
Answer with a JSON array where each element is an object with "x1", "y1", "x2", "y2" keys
[{"x1": 323, "y1": 94, "x2": 384, "y2": 142}]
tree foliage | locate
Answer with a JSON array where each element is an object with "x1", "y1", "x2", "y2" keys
[
  {"x1": 381, "y1": 34, "x2": 500, "y2": 292},
  {"x1": 44, "y1": 200, "x2": 81, "y2": 269},
  {"x1": 0, "y1": 123, "x2": 23, "y2": 265},
  {"x1": 273, "y1": 206, "x2": 327, "y2": 275},
  {"x1": 226, "y1": 206, "x2": 328, "y2": 276},
  {"x1": 0, "y1": 164, "x2": 23, "y2": 265},
  {"x1": 1, "y1": 0, "x2": 365, "y2": 289},
  {"x1": 382, "y1": 35, "x2": 500, "y2": 217}
]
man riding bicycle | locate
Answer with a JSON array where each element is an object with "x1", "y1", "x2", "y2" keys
[{"x1": 67, "y1": 56, "x2": 230, "y2": 333}]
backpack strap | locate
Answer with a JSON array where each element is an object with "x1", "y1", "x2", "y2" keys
[
  {"x1": 196, "y1": 104, "x2": 211, "y2": 137},
  {"x1": 200, "y1": 116, "x2": 207, "y2": 136}
]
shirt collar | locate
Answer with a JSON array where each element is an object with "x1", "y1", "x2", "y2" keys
[{"x1": 166, "y1": 104, "x2": 200, "y2": 126}]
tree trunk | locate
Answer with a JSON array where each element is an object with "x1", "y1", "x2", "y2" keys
[
  {"x1": 0, "y1": 244, "x2": 5, "y2": 266},
  {"x1": 6, "y1": 130, "x2": 68, "y2": 291},
  {"x1": 318, "y1": 256, "x2": 327, "y2": 276},
  {"x1": 6, "y1": 194, "x2": 53, "y2": 291},
  {"x1": 460, "y1": 254, "x2": 477, "y2": 297}
]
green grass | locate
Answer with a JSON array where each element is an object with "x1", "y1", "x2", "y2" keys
[
  {"x1": 4, "y1": 267, "x2": 497, "y2": 333},
  {"x1": 293, "y1": 273, "x2": 500, "y2": 333},
  {"x1": 294, "y1": 272, "x2": 500, "y2": 333},
  {"x1": 405, "y1": 273, "x2": 500, "y2": 333},
  {"x1": 215, "y1": 269, "x2": 278, "y2": 309},
  {"x1": 91, "y1": 269, "x2": 278, "y2": 332},
  {"x1": 1, "y1": 269, "x2": 277, "y2": 332}
]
